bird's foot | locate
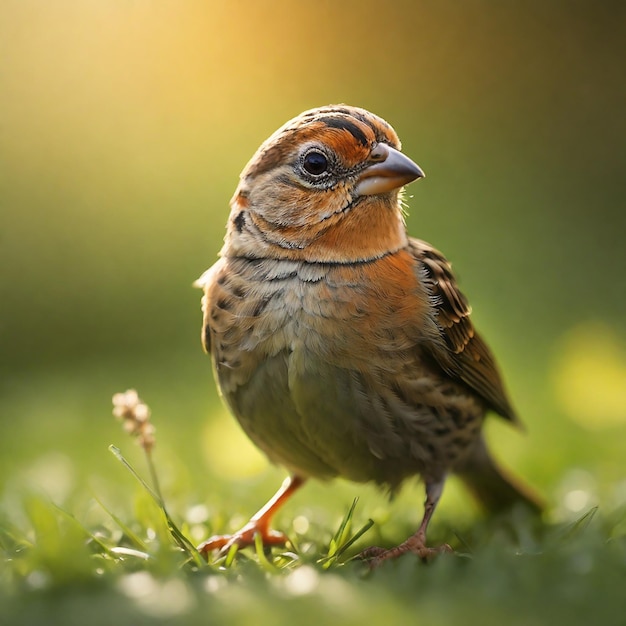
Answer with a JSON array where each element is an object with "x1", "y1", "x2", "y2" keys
[
  {"x1": 198, "y1": 520, "x2": 289, "y2": 557},
  {"x1": 359, "y1": 535, "x2": 453, "y2": 569},
  {"x1": 198, "y1": 475, "x2": 304, "y2": 559}
]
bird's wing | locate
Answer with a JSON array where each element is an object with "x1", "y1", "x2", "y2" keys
[{"x1": 408, "y1": 238, "x2": 519, "y2": 423}]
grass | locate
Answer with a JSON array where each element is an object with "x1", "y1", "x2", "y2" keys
[{"x1": 1, "y1": 389, "x2": 625, "y2": 626}]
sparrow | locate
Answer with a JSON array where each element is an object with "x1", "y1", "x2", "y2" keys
[{"x1": 195, "y1": 105, "x2": 541, "y2": 565}]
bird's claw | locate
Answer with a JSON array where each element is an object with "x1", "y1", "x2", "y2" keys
[
  {"x1": 359, "y1": 542, "x2": 453, "y2": 569},
  {"x1": 198, "y1": 522, "x2": 289, "y2": 557}
]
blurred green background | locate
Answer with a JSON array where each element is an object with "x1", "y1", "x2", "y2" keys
[{"x1": 1, "y1": 0, "x2": 625, "y2": 561}]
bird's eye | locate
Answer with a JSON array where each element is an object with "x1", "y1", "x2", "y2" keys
[{"x1": 302, "y1": 151, "x2": 329, "y2": 176}]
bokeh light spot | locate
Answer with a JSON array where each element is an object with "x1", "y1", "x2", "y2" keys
[
  {"x1": 563, "y1": 489, "x2": 590, "y2": 513},
  {"x1": 202, "y1": 409, "x2": 269, "y2": 478},
  {"x1": 292, "y1": 515, "x2": 310, "y2": 535},
  {"x1": 282, "y1": 566, "x2": 320, "y2": 596},
  {"x1": 551, "y1": 322, "x2": 626, "y2": 428}
]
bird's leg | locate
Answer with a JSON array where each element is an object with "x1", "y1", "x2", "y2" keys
[
  {"x1": 360, "y1": 477, "x2": 452, "y2": 567},
  {"x1": 198, "y1": 475, "x2": 305, "y2": 556}
]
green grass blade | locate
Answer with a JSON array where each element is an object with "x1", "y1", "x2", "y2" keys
[
  {"x1": 51, "y1": 503, "x2": 113, "y2": 555},
  {"x1": 108, "y1": 445, "x2": 205, "y2": 568},
  {"x1": 319, "y1": 498, "x2": 374, "y2": 568},
  {"x1": 90, "y1": 491, "x2": 147, "y2": 551},
  {"x1": 108, "y1": 445, "x2": 160, "y2": 503}
]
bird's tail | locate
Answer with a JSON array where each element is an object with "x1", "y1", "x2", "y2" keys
[{"x1": 454, "y1": 437, "x2": 543, "y2": 514}]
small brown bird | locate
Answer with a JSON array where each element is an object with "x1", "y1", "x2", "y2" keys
[{"x1": 196, "y1": 105, "x2": 541, "y2": 565}]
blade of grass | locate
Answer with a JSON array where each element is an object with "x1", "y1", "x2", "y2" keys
[
  {"x1": 319, "y1": 498, "x2": 374, "y2": 568},
  {"x1": 108, "y1": 445, "x2": 206, "y2": 568},
  {"x1": 0, "y1": 521, "x2": 34, "y2": 553},
  {"x1": 558, "y1": 506, "x2": 599, "y2": 542},
  {"x1": 328, "y1": 497, "x2": 359, "y2": 558},
  {"x1": 51, "y1": 503, "x2": 113, "y2": 556},
  {"x1": 90, "y1": 491, "x2": 147, "y2": 552},
  {"x1": 109, "y1": 546, "x2": 152, "y2": 560},
  {"x1": 321, "y1": 519, "x2": 374, "y2": 568},
  {"x1": 108, "y1": 445, "x2": 160, "y2": 503},
  {"x1": 254, "y1": 532, "x2": 277, "y2": 572},
  {"x1": 224, "y1": 543, "x2": 240, "y2": 568}
]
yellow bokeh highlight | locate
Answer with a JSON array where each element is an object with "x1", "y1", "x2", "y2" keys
[
  {"x1": 202, "y1": 409, "x2": 269, "y2": 479},
  {"x1": 552, "y1": 322, "x2": 626, "y2": 429}
]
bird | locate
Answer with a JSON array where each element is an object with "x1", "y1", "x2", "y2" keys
[{"x1": 195, "y1": 104, "x2": 542, "y2": 566}]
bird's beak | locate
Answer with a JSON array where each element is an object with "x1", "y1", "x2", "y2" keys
[{"x1": 355, "y1": 143, "x2": 425, "y2": 196}]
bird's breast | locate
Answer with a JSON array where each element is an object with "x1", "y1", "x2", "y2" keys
[
  {"x1": 208, "y1": 252, "x2": 428, "y2": 381},
  {"x1": 203, "y1": 252, "x2": 460, "y2": 484}
]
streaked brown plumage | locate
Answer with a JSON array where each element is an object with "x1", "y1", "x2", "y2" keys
[{"x1": 196, "y1": 105, "x2": 541, "y2": 565}]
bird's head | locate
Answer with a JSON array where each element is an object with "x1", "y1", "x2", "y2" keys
[{"x1": 223, "y1": 105, "x2": 424, "y2": 263}]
